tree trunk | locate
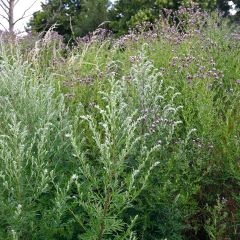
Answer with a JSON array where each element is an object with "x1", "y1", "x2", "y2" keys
[{"x1": 9, "y1": 0, "x2": 14, "y2": 32}]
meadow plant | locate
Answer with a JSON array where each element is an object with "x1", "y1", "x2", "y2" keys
[
  {"x1": 0, "y1": 48, "x2": 71, "y2": 239},
  {"x1": 0, "y1": 4, "x2": 240, "y2": 239},
  {"x1": 53, "y1": 46, "x2": 183, "y2": 239}
]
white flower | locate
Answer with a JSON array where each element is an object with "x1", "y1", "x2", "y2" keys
[
  {"x1": 65, "y1": 133, "x2": 71, "y2": 138},
  {"x1": 15, "y1": 204, "x2": 22, "y2": 215},
  {"x1": 17, "y1": 204, "x2": 22, "y2": 210},
  {"x1": 132, "y1": 169, "x2": 140, "y2": 178},
  {"x1": 71, "y1": 174, "x2": 78, "y2": 181}
]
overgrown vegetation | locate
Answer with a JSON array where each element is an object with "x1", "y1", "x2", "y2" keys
[
  {"x1": 0, "y1": 4, "x2": 240, "y2": 240},
  {"x1": 29, "y1": 0, "x2": 240, "y2": 41}
]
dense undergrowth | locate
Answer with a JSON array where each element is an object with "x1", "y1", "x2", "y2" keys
[{"x1": 0, "y1": 4, "x2": 240, "y2": 240}]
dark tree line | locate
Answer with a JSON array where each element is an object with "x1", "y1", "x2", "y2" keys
[{"x1": 28, "y1": 0, "x2": 240, "y2": 41}]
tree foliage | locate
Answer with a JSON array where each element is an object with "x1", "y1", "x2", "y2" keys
[
  {"x1": 29, "y1": 0, "x2": 109, "y2": 42},
  {"x1": 109, "y1": 0, "x2": 240, "y2": 34},
  {"x1": 29, "y1": 0, "x2": 240, "y2": 40}
]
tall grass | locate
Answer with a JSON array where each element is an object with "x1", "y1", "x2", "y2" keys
[{"x1": 0, "y1": 5, "x2": 240, "y2": 240}]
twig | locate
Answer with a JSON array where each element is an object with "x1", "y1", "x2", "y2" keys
[
  {"x1": 0, "y1": 21, "x2": 7, "y2": 31},
  {"x1": 0, "y1": 13, "x2": 8, "y2": 21},
  {"x1": 13, "y1": 0, "x2": 38, "y2": 25}
]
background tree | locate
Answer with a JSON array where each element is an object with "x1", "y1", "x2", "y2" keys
[
  {"x1": 79, "y1": 0, "x2": 110, "y2": 36},
  {"x1": 0, "y1": 0, "x2": 38, "y2": 32},
  {"x1": 109, "y1": 0, "x2": 240, "y2": 34},
  {"x1": 108, "y1": 0, "x2": 158, "y2": 35},
  {"x1": 29, "y1": 0, "x2": 240, "y2": 40},
  {"x1": 29, "y1": 0, "x2": 109, "y2": 42}
]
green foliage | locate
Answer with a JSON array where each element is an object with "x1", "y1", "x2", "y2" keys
[
  {"x1": 108, "y1": 0, "x2": 236, "y2": 34},
  {"x1": 108, "y1": 0, "x2": 179, "y2": 35},
  {"x1": 28, "y1": 0, "x2": 240, "y2": 40},
  {"x1": 1, "y1": 8, "x2": 240, "y2": 240},
  {"x1": 0, "y1": 46, "x2": 72, "y2": 239},
  {"x1": 205, "y1": 197, "x2": 228, "y2": 240},
  {"x1": 29, "y1": 0, "x2": 109, "y2": 42}
]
